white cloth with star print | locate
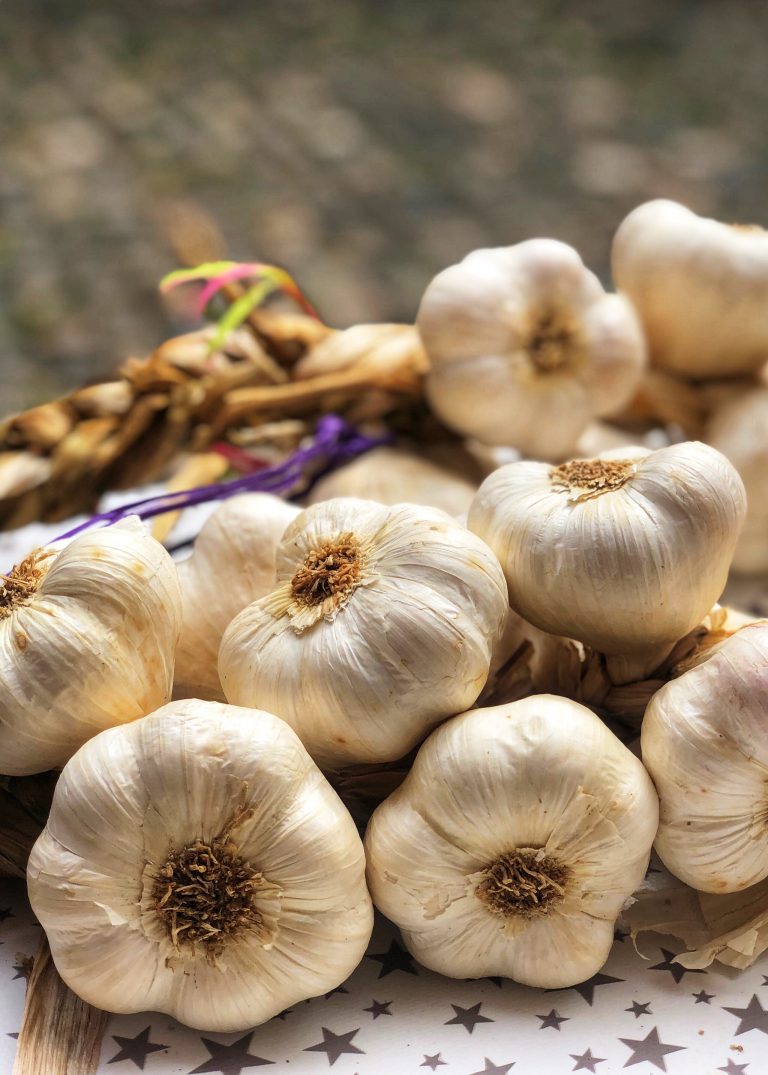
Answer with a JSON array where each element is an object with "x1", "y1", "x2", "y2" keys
[{"x1": 2, "y1": 883, "x2": 768, "y2": 1074}]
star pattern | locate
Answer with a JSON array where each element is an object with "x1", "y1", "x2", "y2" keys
[
  {"x1": 367, "y1": 939, "x2": 418, "y2": 978},
  {"x1": 444, "y1": 1002, "x2": 494, "y2": 1034},
  {"x1": 570, "y1": 1049, "x2": 606, "y2": 1072},
  {"x1": 3, "y1": 873, "x2": 768, "y2": 1073},
  {"x1": 467, "y1": 1058, "x2": 515, "y2": 1075},
  {"x1": 562, "y1": 972, "x2": 625, "y2": 1006},
  {"x1": 723, "y1": 994, "x2": 768, "y2": 1036},
  {"x1": 107, "y1": 1026, "x2": 167, "y2": 1069},
  {"x1": 363, "y1": 999, "x2": 392, "y2": 1019},
  {"x1": 619, "y1": 1027, "x2": 685, "y2": 1071},
  {"x1": 190, "y1": 1033, "x2": 274, "y2": 1073},
  {"x1": 537, "y1": 1008, "x2": 569, "y2": 1030},
  {"x1": 303, "y1": 1026, "x2": 364, "y2": 1066},
  {"x1": 650, "y1": 948, "x2": 705, "y2": 984},
  {"x1": 625, "y1": 1000, "x2": 651, "y2": 1018}
]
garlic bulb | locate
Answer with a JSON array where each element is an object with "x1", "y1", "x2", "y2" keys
[
  {"x1": 706, "y1": 388, "x2": 768, "y2": 574},
  {"x1": 219, "y1": 497, "x2": 508, "y2": 767},
  {"x1": 365, "y1": 695, "x2": 658, "y2": 987},
  {"x1": 307, "y1": 447, "x2": 477, "y2": 518},
  {"x1": 175, "y1": 494, "x2": 300, "y2": 700},
  {"x1": 417, "y1": 239, "x2": 646, "y2": 461},
  {"x1": 642, "y1": 621, "x2": 768, "y2": 894},
  {"x1": 0, "y1": 517, "x2": 181, "y2": 776},
  {"x1": 27, "y1": 699, "x2": 373, "y2": 1032},
  {"x1": 468, "y1": 441, "x2": 746, "y2": 682},
  {"x1": 612, "y1": 199, "x2": 768, "y2": 379}
]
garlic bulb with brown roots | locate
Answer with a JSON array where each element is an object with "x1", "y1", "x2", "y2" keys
[
  {"x1": 468, "y1": 441, "x2": 746, "y2": 683},
  {"x1": 417, "y1": 239, "x2": 646, "y2": 461},
  {"x1": 219, "y1": 497, "x2": 508, "y2": 767},
  {"x1": 365, "y1": 695, "x2": 658, "y2": 987}
]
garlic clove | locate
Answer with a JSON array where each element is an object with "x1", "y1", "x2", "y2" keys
[
  {"x1": 642, "y1": 621, "x2": 768, "y2": 893},
  {"x1": 27, "y1": 699, "x2": 373, "y2": 1032},
  {"x1": 612, "y1": 199, "x2": 768, "y2": 379},
  {"x1": 174, "y1": 494, "x2": 300, "y2": 700},
  {"x1": 365, "y1": 695, "x2": 658, "y2": 987},
  {"x1": 417, "y1": 239, "x2": 646, "y2": 460},
  {"x1": 219, "y1": 497, "x2": 508, "y2": 767},
  {"x1": 0, "y1": 517, "x2": 181, "y2": 776},
  {"x1": 468, "y1": 441, "x2": 747, "y2": 683},
  {"x1": 706, "y1": 387, "x2": 768, "y2": 575}
]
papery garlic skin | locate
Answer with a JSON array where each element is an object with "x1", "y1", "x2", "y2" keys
[
  {"x1": 706, "y1": 388, "x2": 768, "y2": 575},
  {"x1": 642, "y1": 622, "x2": 768, "y2": 894},
  {"x1": 307, "y1": 447, "x2": 476, "y2": 518},
  {"x1": 613, "y1": 199, "x2": 768, "y2": 379},
  {"x1": 417, "y1": 239, "x2": 646, "y2": 461},
  {"x1": 27, "y1": 699, "x2": 373, "y2": 1032},
  {"x1": 0, "y1": 517, "x2": 181, "y2": 776},
  {"x1": 365, "y1": 695, "x2": 658, "y2": 987},
  {"x1": 219, "y1": 498, "x2": 508, "y2": 767},
  {"x1": 468, "y1": 441, "x2": 746, "y2": 683},
  {"x1": 175, "y1": 494, "x2": 300, "y2": 700}
]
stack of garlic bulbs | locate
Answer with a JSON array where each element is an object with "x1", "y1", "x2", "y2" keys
[{"x1": 5, "y1": 194, "x2": 768, "y2": 1041}]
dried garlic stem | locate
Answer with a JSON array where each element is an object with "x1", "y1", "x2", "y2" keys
[{"x1": 13, "y1": 935, "x2": 107, "y2": 1075}]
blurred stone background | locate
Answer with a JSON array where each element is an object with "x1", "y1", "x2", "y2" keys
[{"x1": 2, "y1": 0, "x2": 768, "y2": 413}]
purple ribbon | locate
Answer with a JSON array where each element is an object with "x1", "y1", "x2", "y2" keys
[{"x1": 55, "y1": 415, "x2": 392, "y2": 542}]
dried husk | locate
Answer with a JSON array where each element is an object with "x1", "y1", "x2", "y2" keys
[
  {"x1": 0, "y1": 314, "x2": 426, "y2": 529},
  {"x1": 623, "y1": 861, "x2": 768, "y2": 970},
  {"x1": 13, "y1": 935, "x2": 108, "y2": 1075}
]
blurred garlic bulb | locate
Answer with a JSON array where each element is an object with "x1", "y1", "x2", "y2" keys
[
  {"x1": 468, "y1": 441, "x2": 746, "y2": 683},
  {"x1": 706, "y1": 388, "x2": 768, "y2": 574},
  {"x1": 175, "y1": 494, "x2": 299, "y2": 700},
  {"x1": 365, "y1": 695, "x2": 658, "y2": 987},
  {"x1": 417, "y1": 239, "x2": 646, "y2": 461},
  {"x1": 219, "y1": 498, "x2": 507, "y2": 767},
  {"x1": 28, "y1": 699, "x2": 373, "y2": 1032},
  {"x1": 642, "y1": 622, "x2": 768, "y2": 894},
  {"x1": 613, "y1": 199, "x2": 768, "y2": 379},
  {"x1": 307, "y1": 447, "x2": 476, "y2": 518},
  {"x1": 0, "y1": 517, "x2": 181, "y2": 776}
]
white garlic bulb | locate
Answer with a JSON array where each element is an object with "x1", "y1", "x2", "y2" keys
[
  {"x1": 612, "y1": 199, "x2": 768, "y2": 379},
  {"x1": 468, "y1": 441, "x2": 746, "y2": 683},
  {"x1": 219, "y1": 497, "x2": 508, "y2": 767},
  {"x1": 0, "y1": 517, "x2": 181, "y2": 776},
  {"x1": 706, "y1": 388, "x2": 768, "y2": 575},
  {"x1": 642, "y1": 622, "x2": 768, "y2": 894},
  {"x1": 175, "y1": 494, "x2": 300, "y2": 700},
  {"x1": 27, "y1": 699, "x2": 373, "y2": 1031},
  {"x1": 365, "y1": 695, "x2": 658, "y2": 987},
  {"x1": 307, "y1": 446, "x2": 477, "y2": 518},
  {"x1": 417, "y1": 239, "x2": 646, "y2": 461}
]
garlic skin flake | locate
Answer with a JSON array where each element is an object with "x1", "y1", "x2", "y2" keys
[
  {"x1": 468, "y1": 441, "x2": 746, "y2": 683},
  {"x1": 0, "y1": 517, "x2": 181, "y2": 776},
  {"x1": 612, "y1": 199, "x2": 768, "y2": 379},
  {"x1": 365, "y1": 695, "x2": 658, "y2": 987},
  {"x1": 27, "y1": 699, "x2": 373, "y2": 1032},
  {"x1": 219, "y1": 497, "x2": 508, "y2": 767},
  {"x1": 175, "y1": 494, "x2": 299, "y2": 700},
  {"x1": 642, "y1": 622, "x2": 768, "y2": 894},
  {"x1": 417, "y1": 239, "x2": 646, "y2": 461}
]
